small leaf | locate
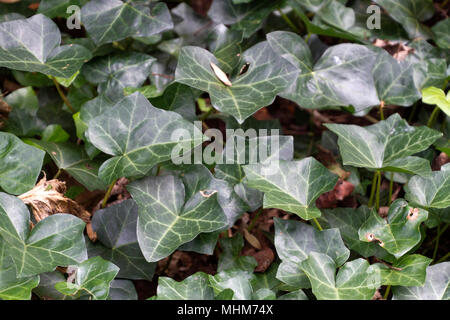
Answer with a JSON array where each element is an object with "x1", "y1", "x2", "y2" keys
[
  {"x1": 218, "y1": 233, "x2": 257, "y2": 272},
  {"x1": 421, "y1": 87, "x2": 450, "y2": 117},
  {"x1": 156, "y1": 272, "x2": 214, "y2": 300},
  {"x1": 210, "y1": 62, "x2": 232, "y2": 86}
]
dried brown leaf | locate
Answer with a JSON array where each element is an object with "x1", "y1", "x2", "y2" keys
[{"x1": 373, "y1": 39, "x2": 414, "y2": 61}]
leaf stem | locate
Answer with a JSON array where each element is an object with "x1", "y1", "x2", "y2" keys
[
  {"x1": 278, "y1": 9, "x2": 300, "y2": 34},
  {"x1": 427, "y1": 106, "x2": 441, "y2": 128},
  {"x1": 101, "y1": 179, "x2": 117, "y2": 209},
  {"x1": 368, "y1": 171, "x2": 378, "y2": 208},
  {"x1": 408, "y1": 101, "x2": 418, "y2": 123},
  {"x1": 53, "y1": 169, "x2": 62, "y2": 180},
  {"x1": 383, "y1": 285, "x2": 391, "y2": 299},
  {"x1": 375, "y1": 171, "x2": 382, "y2": 211},
  {"x1": 379, "y1": 101, "x2": 385, "y2": 121},
  {"x1": 432, "y1": 223, "x2": 449, "y2": 243},
  {"x1": 436, "y1": 252, "x2": 450, "y2": 264},
  {"x1": 248, "y1": 207, "x2": 263, "y2": 232},
  {"x1": 51, "y1": 76, "x2": 75, "y2": 113},
  {"x1": 432, "y1": 224, "x2": 441, "y2": 261},
  {"x1": 388, "y1": 172, "x2": 394, "y2": 205},
  {"x1": 312, "y1": 218, "x2": 323, "y2": 231}
]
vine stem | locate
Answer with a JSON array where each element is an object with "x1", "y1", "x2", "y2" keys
[
  {"x1": 384, "y1": 285, "x2": 391, "y2": 299},
  {"x1": 53, "y1": 169, "x2": 62, "y2": 180},
  {"x1": 101, "y1": 179, "x2": 117, "y2": 209},
  {"x1": 388, "y1": 172, "x2": 394, "y2": 205},
  {"x1": 427, "y1": 106, "x2": 440, "y2": 128},
  {"x1": 379, "y1": 101, "x2": 385, "y2": 120},
  {"x1": 278, "y1": 9, "x2": 300, "y2": 34},
  {"x1": 432, "y1": 224, "x2": 441, "y2": 261},
  {"x1": 375, "y1": 171, "x2": 382, "y2": 211},
  {"x1": 248, "y1": 207, "x2": 263, "y2": 232},
  {"x1": 313, "y1": 218, "x2": 323, "y2": 231},
  {"x1": 51, "y1": 76, "x2": 75, "y2": 113},
  {"x1": 368, "y1": 171, "x2": 378, "y2": 208},
  {"x1": 436, "y1": 252, "x2": 450, "y2": 264}
]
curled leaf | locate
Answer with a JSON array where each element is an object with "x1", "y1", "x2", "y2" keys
[{"x1": 210, "y1": 62, "x2": 232, "y2": 86}]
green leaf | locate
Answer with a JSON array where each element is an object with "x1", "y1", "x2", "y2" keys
[
  {"x1": 218, "y1": 234, "x2": 257, "y2": 272},
  {"x1": 91, "y1": 199, "x2": 156, "y2": 281},
  {"x1": 209, "y1": 270, "x2": 255, "y2": 300},
  {"x1": 81, "y1": 0, "x2": 173, "y2": 46},
  {"x1": 127, "y1": 174, "x2": 228, "y2": 262},
  {"x1": 175, "y1": 41, "x2": 297, "y2": 123},
  {"x1": 156, "y1": 272, "x2": 214, "y2": 300},
  {"x1": 358, "y1": 199, "x2": 428, "y2": 259},
  {"x1": 0, "y1": 132, "x2": 45, "y2": 195},
  {"x1": 82, "y1": 52, "x2": 156, "y2": 100},
  {"x1": 209, "y1": 24, "x2": 244, "y2": 74},
  {"x1": 373, "y1": 0, "x2": 434, "y2": 39},
  {"x1": 300, "y1": 252, "x2": 380, "y2": 300},
  {"x1": 243, "y1": 158, "x2": 338, "y2": 220},
  {"x1": 85, "y1": 92, "x2": 204, "y2": 184},
  {"x1": 325, "y1": 113, "x2": 442, "y2": 175},
  {"x1": 31, "y1": 141, "x2": 107, "y2": 191},
  {"x1": 0, "y1": 193, "x2": 87, "y2": 277},
  {"x1": 405, "y1": 163, "x2": 450, "y2": 209},
  {"x1": 108, "y1": 280, "x2": 138, "y2": 300},
  {"x1": 41, "y1": 124, "x2": 70, "y2": 143},
  {"x1": 393, "y1": 262, "x2": 450, "y2": 300},
  {"x1": 0, "y1": 14, "x2": 91, "y2": 78},
  {"x1": 278, "y1": 289, "x2": 308, "y2": 300},
  {"x1": 55, "y1": 256, "x2": 119, "y2": 300},
  {"x1": 320, "y1": 206, "x2": 394, "y2": 261},
  {"x1": 267, "y1": 31, "x2": 380, "y2": 112},
  {"x1": 432, "y1": 18, "x2": 450, "y2": 49},
  {"x1": 178, "y1": 231, "x2": 219, "y2": 255},
  {"x1": 38, "y1": 0, "x2": 88, "y2": 18},
  {"x1": 33, "y1": 271, "x2": 76, "y2": 300},
  {"x1": 421, "y1": 87, "x2": 450, "y2": 117},
  {"x1": 375, "y1": 254, "x2": 431, "y2": 286}
]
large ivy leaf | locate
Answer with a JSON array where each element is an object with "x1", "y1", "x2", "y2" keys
[
  {"x1": 81, "y1": 0, "x2": 173, "y2": 45},
  {"x1": 375, "y1": 254, "x2": 431, "y2": 286},
  {"x1": 0, "y1": 132, "x2": 45, "y2": 195},
  {"x1": 82, "y1": 52, "x2": 156, "y2": 100},
  {"x1": 156, "y1": 272, "x2": 214, "y2": 300},
  {"x1": 274, "y1": 218, "x2": 349, "y2": 289},
  {"x1": 243, "y1": 158, "x2": 338, "y2": 220},
  {"x1": 300, "y1": 252, "x2": 380, "y2": 300},
  {"x1": 393, "y1": 262, "x2": 450, "y2": 300},
  {"x1": 405, "y1": 163, "x2": 450, "y2": 209},
  {"x1": 91, "y1": 199, "x2": 156, "y2": 281},
  {"x1": 267, "y1": 31, "x2": 380, "y2": 112},
  {"x1": 32, "y1": 141, "x2": 107, "y2": 191},
  {"x1": 0, "y1": 14, "x2": 91, "y2": 78},
  {"x1": 127, "y1": 174, "x2": 228, "y2": 262},
  {"x1": 358, "y1": 199, "x2": 428, "y2": 259},
  {"x1": 85, "y1": 92, "x2": 205, "y2": 184},
  {"x1": 325, "y1": 113, "x2": 442, "y2": 175},
  {"x1": 373, "y1": 0, "x2": 434, "y2": 39},
  {"x1": 55, "y1": 256, "x2": 119, "y2": 300},
  {"x1": 0, "y1": 193, "x2": 87, "y2": 277},
  {"x1": 209, "y1": 270, "x2": 255, "y2": 300},
  {"x1": 175, "y1": 41, "x2": 298, "y2": 123}
]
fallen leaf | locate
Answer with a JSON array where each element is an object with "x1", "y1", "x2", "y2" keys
[
  {"x1": 252, "y1": 248, "x2": 275, "y2": 272},
  {"x1": 243, "y1": 229, "x2": 262, "y2": 250},
  {"x1": 373, "y1": 39, "x2": 414, "y2": 61}
]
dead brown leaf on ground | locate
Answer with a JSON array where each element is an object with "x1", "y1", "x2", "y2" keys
[
  {"x1": 316, "y1": 179, "x2": 355, "y2": 209},
  {"x1": 373, "y1": 39, "x2": 414, "y2": 61},
  {"x1": 433, "y1": 152, "x2": 450, "y2": 171},
  {"x1": 0, "y1": 97, "x2": 11, "y2": 129}
]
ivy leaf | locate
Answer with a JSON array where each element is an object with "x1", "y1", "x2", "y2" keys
[
  {"x1": 85, "y1": 92, "x2": 204, "y2": 184},
  {"x1": 208, "y1": 0, "x2": 280, "y2": 38},
  {"x1": 91, "y1": 199, "x2": 156, "y2": 281},
  {"x1": 243, "y1": 158, "x2": 338, "y2": 220},
  {"x1": 432, "y1": 18, "x2": 450, "y2": 49},
  {"x1": 320, "y1": 206, "x2": 394, "y2": 261},
  {"x1": 0, "y1": 193, "x2": 87, "y2": 277},
  {"x1": 0, "y1": 14, "x2": 91, "y2": 78},
  {"x1": 33, "y1": 271, "x2": 76, "y2": 300},
  {"x1": 178, "y1": 231, "x2": 219, "y2": 255},
  {"x1": 82, "y1": 52, "x2": 156, "y2": 100},
  {"x1": 325, "y1": 113, "x2": 442, "y2": 175},
  {"x1": 421, "y1": 87, "x2": 450, "y2": 117},
  {"x1": 209, "y1": 270, "x2": 255, "y2": 300},
  {"x1": 0, "y1": 132, "x2": 45, "y2": 195},
  {"x1": 278, "y1": 289, "x2": 308, "y2": 300},
  {"x1": 373, "y1": 0, "x2": 434, "y2": 39},
  {"x1": 127, "y1": 174, "x2": 228, "y2": 262},
  {"x1": 267, "y1": 31, "x2": 380, "y2": 112},
  {"x1": 300, "y1": 252, "x2": 380, "y2": 300},
  {"x1": 38, "y1": 0, "x2": 88, "y2": 18},
  {"x1": 55, "y1": 256, "x2": 119, "y2": 300},
  {"x1": 218, "y1": 234, "x2": 257, "y2": 272},
  {"x1": 31, "y1": 141, "x2": 107, "y2": 191},
  {"x1": 375, "y1": 254, "x2": 432, "y2": 286},
  {"x1": 108, "y1": 280, "x2": 137, "y2": 300},
  {"x1": 405, "y1": 163, "x2": 450, "y2": 209},
  {"x1": 81, "y1": 0, "x2": 173, "y2": 45},
  {"x1": 156, "y1": 272, "x2": 214, "y2": 300},
  {"x1": 175, "y1": 41, "x2": 298, "y2": 123},
  {"x1": 393, "y1": 262, "x2": 450, "y2": 300},
  {"x1": 358, "y1": 199, "x2": 428, "y2": 259}
]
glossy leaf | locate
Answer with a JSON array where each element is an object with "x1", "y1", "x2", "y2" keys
[
  {"x1": 108, "y1": 280, "x2": 138, "y2": 300},
  {"x1": 375, "y1": 254, "x2": 431, "y2": 286},
  {"x1": 218, "y1": 234, "x2": 257, "y2": 272},
  {"x1": 209, "y1": 270, "x2": 255, "y2": 300},
  {"x1": 422, "y1": 87, "x2": 450, "y2": 117},
  {"x1": 156, "y1": 272, "x2": 214, "y2": 300}
]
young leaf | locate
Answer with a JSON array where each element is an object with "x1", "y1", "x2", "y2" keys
[
  {"x1": 81, "y1": 0, "x2": 173, "y2": 45},
  {"x1": 375, "y1": 254, "x2": 432, "y2": 286},
  {"x1": 91, "y1": 199, "x2": 156, "y2": 281},
  {"x1": 0, "y1": 193, "x2": 87, "y2": 277},
  {"x1": 243, "y1": 158, "x2": 338, "y2": 220},
  {"x1": 175, "y1": 42, "x2": 298, "y2": 124},
  {"x1": 421, "y1": 86, "x2": 450, "y2": 117},
  {"x1": 0, "y1": 14, "x2": 91, "y2": 77},
  {"x1": 127, "y1": 174, "x2": 228, "y2": 262},
  {"x1": 155, "y1": 272, "x2": 214, "y2": 300},
  {"x1": 393, "y1": 262, "x2": 450, "y2": 300},
  {"x1": 0, "y1": 132, "x2": 45, "y2": 195},
  {"x1": 55, "y1": 256, "x2": 119, "y2": 300},
  {"x1": 325, "y1": 113, "x2": 442, "y2": 175},
  {"x1": 85, "y1": 92, "x2": 205, "y2": 184},
  {"x1": 358, "y1": 199, "x2": 428, "y2": 259},
  {"x1": 405, "y1": 163, "x2": 450, "y2": 209},
  {"x1": 300, "y1": 252, "x2": 380, "y2": 300}
]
